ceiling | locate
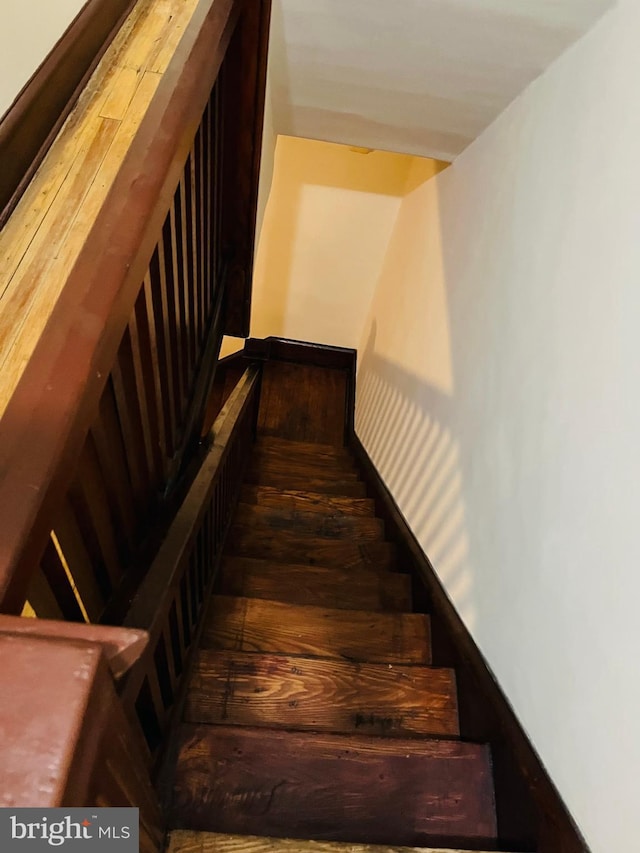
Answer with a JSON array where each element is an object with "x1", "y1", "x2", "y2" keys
[{"x1": 268, "y1": 0, "x2": 616, "y2": 161}]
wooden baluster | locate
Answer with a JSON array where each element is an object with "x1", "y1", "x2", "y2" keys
[
  {"x1": 92, "y1": 382, "x2": 139, "y2": 549},
  {"x1": 131, "y1": 285, "x2": 167, "y2": 483}
]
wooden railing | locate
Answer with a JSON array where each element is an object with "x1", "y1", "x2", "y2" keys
[
  {"x1": 0, "y1": 0, "x2": 270, "y2": 619},
  {"x1": 0, "y1": 365, "x2": 261, "y2": 837}
]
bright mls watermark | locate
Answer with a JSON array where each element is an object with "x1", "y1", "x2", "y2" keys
[{"x1": 0, "y1": 808, "x2": 138, "y2": 851}]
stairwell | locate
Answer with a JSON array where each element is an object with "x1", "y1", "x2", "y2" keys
[{"x1": 165, "y1": 358, "x2": 499, "y2": 852}]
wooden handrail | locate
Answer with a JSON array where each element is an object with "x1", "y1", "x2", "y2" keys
[{"x1": 0, "y1": 0, "x2": 270, "y2": 615}]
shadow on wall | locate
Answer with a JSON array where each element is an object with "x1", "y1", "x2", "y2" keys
[{"x1": 357, "y1": 321, "x2": 477, "y2": 631}]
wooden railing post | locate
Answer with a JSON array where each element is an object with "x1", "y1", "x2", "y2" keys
[{"x1": 0, "y1": 618, "x2": 163, "y2": 849}]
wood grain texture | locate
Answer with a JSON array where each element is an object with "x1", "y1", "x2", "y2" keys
[
  {"x1": 171, "y1": 725, "x2": 497, "y2": 846},
  {"x1": 0, "y1": 0, "x2": 205, "y2": 417},
  {"x1": 232, "y1": 503, "x2": 383, "y2": 541},
  {"x1": 167, "y1": 830, "x2": 504, "y2": 853},
  {"x1": 219, "y1": 557, "x2": 412, "y2": 612},
  {"x1": 240, "y1": 485, "x2": 375, "y2": 517},
  {"x1": 185, "y1": 650, "x2": 459, "y2": 737},
  {"x1": 201, "y1": 596, "x2": 431, "y2": 664},
  {"x1": 257, "y1": 362, "x2": 347, "y2": 446}
]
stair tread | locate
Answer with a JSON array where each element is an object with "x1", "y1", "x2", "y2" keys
[
  {"x1": 219, "y1": 557, "x2": 412, "y2": 612},
  {"x1": 203, "y1": 596, "x2": 431, "y2": 664},
  {"x1": 185, "y1": 650, "x2": 459, "y2": 737},
  {"x1": 167, "y1": 832, "x2": 503, "y2": 853},
  {"x1": 225, "y1": 526, "x2": 394, "y2": 570},
  {"x1": 233, "y1": 503, "x2": 383, "y2": 540},
  {"x1": 241, "y1": 485, "x2": 375, "y2": 516},
  {"x1": 170, "y1": 725, "x2": 497, "y2": 846},
  {"x1": 245, "y1": 471, "x2": 368, "y2": 497}
]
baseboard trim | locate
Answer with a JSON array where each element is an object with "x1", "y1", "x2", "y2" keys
[
  {"x1": 350, "y1": 433, "x2": 589, "y2": 853},
  {"x1": 0, "y1": 0, "x2": 135, "y2": 226}
]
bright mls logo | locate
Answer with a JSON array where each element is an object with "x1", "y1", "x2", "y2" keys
[{"x1": 0, "y1": 808, "x2": 138, "y2": 851}]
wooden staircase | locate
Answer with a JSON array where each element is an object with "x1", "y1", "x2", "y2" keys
[{"x1": 167, "y1": 432, "x2": 498, "y2": 851}]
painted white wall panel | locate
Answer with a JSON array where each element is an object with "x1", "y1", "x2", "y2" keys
[
  {"x1": 1, "y1": 0, "x2": 87, "y2": 117},
  {"x1": 356, "y1": 2, "x2": 640, "y2": 847}
]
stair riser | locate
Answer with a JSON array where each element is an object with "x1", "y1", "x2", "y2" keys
[
  {"x1": 226, "y1": 527, "x2": 395, "y2": 571},
  {"x1": 256, "y1": 437, "x2": 352, "y2": 458},
  {"x1": 220, "y1": 558, "x2": 412, "y2": 612},
  {"x1": 249, "y1": 457, "x2": 360, "y2": 480},
  {"x1": 244, "y1": 472, "x2": 368, "y2": 497},
  {"x1": 202, "y1": 597, "x2": 432, "y2": 665},
  {"x1": 233, "y1": 504, "x2": 384, "y2": 540},
  {"x1": 171, "y1": 726, "x2": 497, "y2": 847}
]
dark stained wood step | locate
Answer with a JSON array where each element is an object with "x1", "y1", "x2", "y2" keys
[
  {"x1": 251, "y1": 449, "x2": 359, "y2": 475},
  {"x1": 202, "y1": 597, "x2": 431, "y2": 664},
  {"x1": 257, "y1": 436, "x2": 352, "y2": 459},
  {"x1": 185, "y1": 650, "x2": 459, "y2": 738},
  {"x1": 247, "y1": 459, "x2": 361, "y2": 483},
  {"x1": 170, "y1": 725, "x2": 497, "y2": 847},
  {"x1": 233, "y1": 504, "x2": 383, "y2": 540},
  {"x1": 167, "y1": 832, "x2": 504, "y2": 853},
  {"x1": 219, "y1": 557, "x2": 412, "y2": 612},
  {"x1": 225, "y1": 526, "x2": 395, "y2": 571},
  {"x1": 240, "y1": 485, "x2": 375, "y2": 517},
  {"x1": 244, "y1": 470, "x2": 368, "y2": 497}
]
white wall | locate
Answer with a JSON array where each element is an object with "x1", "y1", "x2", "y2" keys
[
  {"x1": 356, "y1": 1, "x2": 640, "y2": 848},
  {"x1": 0, "y1": 0, "x2": 88, "y2": 118}
]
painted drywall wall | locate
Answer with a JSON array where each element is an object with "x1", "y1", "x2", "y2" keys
[
  {"x1": 226, "y1": 135, "x2": 446, "y2": 354},
  {"x1": 0, "y1": 0, "x2": 87, "y2": 118},
  {"x1": 356, "y1": 1, "x2": 639, "y2": 848}
]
